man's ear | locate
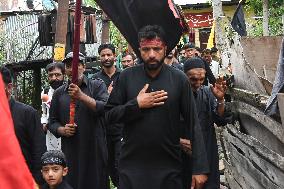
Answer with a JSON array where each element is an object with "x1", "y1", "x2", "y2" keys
[
  {"x1": 63, "y1": 167, "x2": 68, "y2": 176},
  {"x1": 164, "y1": 46, "x2": 168, "y2": 55}
]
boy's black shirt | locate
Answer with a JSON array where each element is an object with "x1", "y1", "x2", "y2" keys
[{"x1": 42, "y1": 179, "x2": 73, "y2": 189}]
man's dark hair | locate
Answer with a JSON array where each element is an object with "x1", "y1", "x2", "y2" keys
[
  {"x1": 202, "y1": 49, "x2": 211, "y2": 55},
  {"x1": 138, "y1": 25, "x2": 166, "y2": 44},
  {"x1": 183, "y1": 42, "x2": 195, "y2": 50},
  {"x1": 122, "y1": 51, "x2": 136, "y2": 60},
  {"x1": 195, "y1": 47, "x2": 202, "y2": 53},
  {"x1": 46, "y1": 62, "x2": 65, "y2": 74},
  {"x1": 0, "y1": 66, "x2": 12, "y2": 84},
  {"x1": 211, "y1": 47, "x2": 218, "y2": 53},
  {"x1": 98, "y1": 44, "x2": 116, "y2": 55}
]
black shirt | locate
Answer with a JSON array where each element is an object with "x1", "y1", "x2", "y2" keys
[
  {"x1": 93, "y1": 67, "x2": 121, "y2": 88},
  {"x1": 9, "y1": 98, "x2": 46, "y2": 185},
  {"x1": 49, "y1": 76, "x2": 109, "y2": 189},
  {"x1": 42, "y1": 179, "x2": 74, "y2": 189},
  {"x1": 93, "y1": 67, "x2": 122, "y2": 136},
  {"x1": 105, "y1": 64, "x2": 209, "y2": 189}
]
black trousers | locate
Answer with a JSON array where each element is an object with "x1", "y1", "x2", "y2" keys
[{"x1": 107, "y1": 134, "x2": 121, "y2": 187}]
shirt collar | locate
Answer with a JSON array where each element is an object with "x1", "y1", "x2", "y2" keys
[{"x1": 101, "y1": 67, "x2": 121, "y2": 77}]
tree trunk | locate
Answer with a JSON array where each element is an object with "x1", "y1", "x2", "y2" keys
[
  {"x1": 212, "y1": 0, "x2": 230, "y2": 67},
  {"x1": 263, "y1": 0, "x2": 269, "y2": 36}
]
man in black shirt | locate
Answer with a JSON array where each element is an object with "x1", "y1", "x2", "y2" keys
[
  {"x1": 48, "y1": 52, "x2": 109, "y2": 189},
  {"x1": 93, "y1": 44, "x2": 122, "y2": 187},
  {"x1": 0, "y1": 66, "x2": 46, "y2": 186},
  {"x1": 105, "y1": 25, "x2": 209, "y2": 189},
  {"x1": 93, "y1": 44, "x2": 121, "y2": 94}
]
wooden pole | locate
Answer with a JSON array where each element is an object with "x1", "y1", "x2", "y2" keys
[
  {"x1": 53, "y1": 0, "x2": 69, "y2": 62},
  {"x1": 101, "y1": 12, "x2": 110, "y2": 44},
  {"x1": 69, "y1": 0, "x2": 82, "y2": 124}
]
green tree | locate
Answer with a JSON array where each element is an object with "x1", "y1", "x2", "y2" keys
[
  {"x1": 109, "y1": 22, "x2": 128, "y2": 53},
  {"x1": 245, "y1": 0, "x2": 283, "y2": 36}
]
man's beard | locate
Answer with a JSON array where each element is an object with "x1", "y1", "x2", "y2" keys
[
  {"x1": 102, "y1": 61, "x2": 114, "y2": 68},
  {"x1": 122, "y1": 64, "x2": 129, "y2": 69},
  {"x1": 144, "y1": 59, "x2": 164, "y2": 71},
  {"x1": 49, "y1": 80, "x2": 64, "y2": 90}
]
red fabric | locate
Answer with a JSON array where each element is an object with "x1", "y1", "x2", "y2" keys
[
  {"x1": 168, "y1": 0, "x2": 179, "y2": 19},
  {"x1": 0, "y1": 75, "x2": 35, "y2": 189},
  {"x1": 140, "y1": 38, "x2": 165, "y2": 47},
  {"x1": 184, "y1": 12, "x2": 213, "y2": 28}
]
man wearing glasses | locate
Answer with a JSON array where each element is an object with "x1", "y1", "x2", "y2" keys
[{"x1": 41, "y1": 62, "x2": 65, "y2": 150}]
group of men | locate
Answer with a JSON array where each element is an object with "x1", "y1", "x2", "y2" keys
[{"x1": 0, "y1": 24, "x2": 232, "y2": 189}]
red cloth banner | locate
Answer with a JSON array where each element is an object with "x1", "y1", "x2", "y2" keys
[
  {"x1": 184, "y1": 12, "x2": 213, "y2": 28},
  {"x1": 0, "y1": 75, "x2": 35, "y2": 189}
]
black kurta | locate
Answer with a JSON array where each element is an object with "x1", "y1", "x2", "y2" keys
[
  {"x1": 49, "y1": 76, "x2": 109, "y2": 189},
  {"x1": 93, "y1": 68, "x2": 122, "y2": 187},
  {"x1": 9, "y1": 98, "x2": 46, "y2": 185},
  {"x1": 105, "y1": 64, "x2": 209, "y2": 189},
  {"x1": 191, "y1": 86, "x2": 232, "y2": 189}
]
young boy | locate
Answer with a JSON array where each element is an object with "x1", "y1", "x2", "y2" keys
[{"x1": 41, "y1": 150, "x2": 73, "y2": 189}]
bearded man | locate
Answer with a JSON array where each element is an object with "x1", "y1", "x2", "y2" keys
[
  {"x1": 93, "y1": 44, "x2": 122, "y2": 188},
  {"x1": 48, "y1": 52, "x2": 109, "y2": 189},
  {"x1": 105, "y1": 25, "x2": 209, "y2": 189},
  {"x1": 41, "y1": 62, "x2": 65, "y2": 151}
]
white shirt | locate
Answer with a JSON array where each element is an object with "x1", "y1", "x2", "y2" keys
[{"x1": 41, "y1": 87, "x2": 61, "y2": 151}]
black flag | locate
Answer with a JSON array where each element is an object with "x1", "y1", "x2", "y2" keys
[
  {"x1": 231, "y1": 1, "x2": 247, "y2": 36},
  {"x1": 95, "y1": 0, "x2": 185, "y2": 56}
]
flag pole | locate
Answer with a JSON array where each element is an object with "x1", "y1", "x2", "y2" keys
[{"x1": 69, "y1": 0, "x2": 82, "y2": 124}]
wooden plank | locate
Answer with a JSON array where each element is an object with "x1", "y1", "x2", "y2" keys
[
  {"x1": 228, "y1": 88, "x2": 268, "y2": 111},
  {"x1": 224, "y1": 132, "x2": 282, "y2": 189},
  {"x1": 226, "y1": 124, "x2": 284, "y2": 172},
  {"x1": 224, "y1": 169, "x2": 243, "y2": 189},
  {"x1": 225, "y1": 137, "x2": 281, "y2": 189},
  {"x1": 277, "y1": 93, "x2": 284, "y2": 128},
  {"x1": 234, "y1": 101, "x2": 284, "y2": 146},
  {"x1": 224, "y1": 129, "x2": 284, "y2": 187},
  {"x1": 224, "y1": 160, "x2": 249, "y2": 189}
]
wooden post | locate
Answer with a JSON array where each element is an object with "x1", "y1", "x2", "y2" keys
[
  {"x1": 101, "y1": 12, "x2": 110, "y2": 44},
  {"x1": 53, "y1": 0, "x2": 69, "y2": 62},
  {"x1": 263, "y1": 0, "x2": 269, "y2": 36}
]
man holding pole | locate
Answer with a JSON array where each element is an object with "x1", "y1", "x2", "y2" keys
[{"x1": 48, "y1": 52, "x2": 109, "y2": 189}]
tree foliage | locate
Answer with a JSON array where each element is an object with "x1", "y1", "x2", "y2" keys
[
  {"x1": 109, "y1": 22, "x2": 128, "y2": 53},
  {"x1": 245, "y1": 0, "x2": 283, "y2": 36}
]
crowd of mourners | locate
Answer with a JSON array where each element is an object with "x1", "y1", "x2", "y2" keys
[{"x1": 0, "y1": 25, "x2": 233, "y2": 189}]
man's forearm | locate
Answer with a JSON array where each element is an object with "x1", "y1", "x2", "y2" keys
[{"x1": 79, "y1": 93, "x2": 97, "y2": 111}]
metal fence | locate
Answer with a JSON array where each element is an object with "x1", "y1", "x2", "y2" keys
[{"x1": 2, "y1": 12, "x2": 102, "y2": 64}]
